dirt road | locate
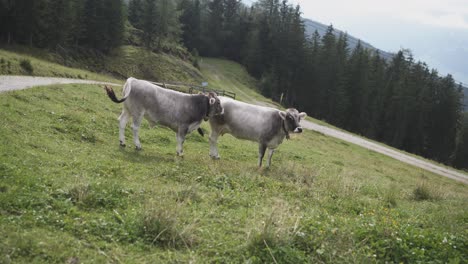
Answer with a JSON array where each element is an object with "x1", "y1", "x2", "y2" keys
[
  {"x1": 0, "y1": 75, "x2": 119, "y2": 92},
  {"x1": 1, "y1": 75, "x2": 467, "y2": 184},
  {"x1": 300, "y1": 120, "x2": 468, "y2": 184}
]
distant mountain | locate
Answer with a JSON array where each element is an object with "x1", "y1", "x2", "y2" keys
[
  {"x1": 303, "y1": 18, "x2": 394, "y2": 61},
  {"x1": 463, "y1": 87, "x2": 468, "y2": 112},
  {"x1": 303, "y1": 18, "x2": 467, "y2": 112}
]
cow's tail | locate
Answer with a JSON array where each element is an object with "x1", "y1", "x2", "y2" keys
[
  {"x1": 197, "y1": 128, "x2": 204, "y2": 137},
  {"x1": 105, "y1": 77, "x2": 134, "y2": 103}
]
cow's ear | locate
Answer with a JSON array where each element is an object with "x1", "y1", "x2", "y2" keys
[
  {"x1": 209, "y1": 98, "x2": 216, "y2": 105},
  {"x1": 299, "y1": 112, "x2": 307, "y2": 119},
  {"x1": 278, "y1": 111, "x2": 287, "y2": 120}
]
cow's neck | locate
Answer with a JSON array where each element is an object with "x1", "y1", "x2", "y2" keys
[
  {"x1": 282, "y1": 120, "x2": 290, "y2": 140},
  {"x1": 204, "y1": 97, "x2": 210, "y2": 121}
]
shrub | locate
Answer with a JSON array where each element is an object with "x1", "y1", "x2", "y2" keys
[
  {"x1": 19, "y1": 59, "x2": 33, "y2": 74},
  {"x1": 191, "y1": 49, "x2": 200, "y2": 69}
]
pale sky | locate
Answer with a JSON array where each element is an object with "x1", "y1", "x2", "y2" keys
[{"x1": 288, "y1": 0, "x2": 468, "y2": 84}]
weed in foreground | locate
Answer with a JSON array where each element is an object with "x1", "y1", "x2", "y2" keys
[
  {"x1": 135, "y1": 200, "x2": 198, "y2": 249},
  {"x1": 412, "y1": 181, "x2": 441, "y2": 201},
  {"x1": 245, "y1": 199, "x2": 306, "y2": 263}
]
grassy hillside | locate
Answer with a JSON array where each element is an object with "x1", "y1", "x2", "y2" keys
[
  {"x1": 105, "y1": 46, "x2": 203, "y2": 83},
  {"x1": 0, "y1": 49, "x2": 120, "y2": 83},
  {"x1": 0, "y1": 83, "x2": 467, "y2": 261},
  {"x1": 0, "y1": 45, "x2": 203, "y2": 85},
  {"x1": 200, "y1": 58, "x2": 280, "y2": 106}
]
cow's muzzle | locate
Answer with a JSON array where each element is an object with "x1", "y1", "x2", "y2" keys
[{"x1": 294, "y1": 127, "x2": 303, "y2": 133}]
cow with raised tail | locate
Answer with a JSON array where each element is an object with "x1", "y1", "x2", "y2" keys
[
  {"x1": 105, "y1": 77, "x2": 223, "y2": 156},
  {"x1": 207, "y1": 97, "x2": 307, "y2": 167}
]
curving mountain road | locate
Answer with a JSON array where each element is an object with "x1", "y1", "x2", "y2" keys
[
  {"x1": 0, "y1": 75, "x2": 120, "y2": 92},
  {"x1": 1, "y1": 75, "x2": 467, "y2": 184}
]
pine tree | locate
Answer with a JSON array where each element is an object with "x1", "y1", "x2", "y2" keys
[
  {"x1": 156, "y1": 0, "x2": 181, "y2": 48},
  {"x1": 141, "y1": 0, "x2": 158, "y2": 49},
  {"x1": 453, "y1": 113, "x2": 468, "y2": 168},
  {"x1": 105, "y1": 0, "x2": 125, "y2": 49},
  {"x1": 46, "y1": 0, "x2": 73, "y2": 47},
  {"x1": 178, "y1": 0, "x2": 201, "y2": 51},
  {"x1": 128, "y1": 0, "x2": 144, "y2": 29},
  {"x1": 199, "y1": 0, "x2": 224, "y2": 56},
  {"x1": 316, "y1": 24, "x2": 337, "y2": 119},
  {"x1": 328, "y1": 32, "x2": 349, "y2": 126},
  {"x1": 366, "y1": 51, "x2": 387, "y2": 138}
]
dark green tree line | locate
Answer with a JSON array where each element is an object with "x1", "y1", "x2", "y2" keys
[{"x1": 0, "y1": 0, "x2": 124, "y2": 52}]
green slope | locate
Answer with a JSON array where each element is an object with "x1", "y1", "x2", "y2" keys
[
  {"x1": 200, "y1": 58, "x2": 280, "y2": 107},
  {"x1": 0, "y1": 57, "x2": 467, "y2": 263},
  {"x1": 1, "y1": 45, "x2": 204, "y2": 85},
  {"x1": 0, "y1": 48, "x2": 120, "y2": 83}
]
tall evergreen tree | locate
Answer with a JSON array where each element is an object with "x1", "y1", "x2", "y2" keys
[
  {"x1": 128, "y1": 0, "x2": 144, "y2": 29},
  {"x1": 178, "y1": 0, "x2": 202, "y2": 51},
  {"x1": 141, "y1": 0, "x2": 158, "y2": 49}
]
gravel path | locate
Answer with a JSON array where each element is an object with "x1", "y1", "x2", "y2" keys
[
  {"x1": 1, "y1": 75, "x2": 467, "y2": 184},
  {"x1": 300, "y1": 120, "x2": 468, "y2": 184},
  {"x1": 0, "y1": 75, "x2": 120, "y2": 92}
]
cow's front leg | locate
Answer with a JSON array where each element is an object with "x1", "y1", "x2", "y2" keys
[
  {"x1": 266, "y1": 148, "x2": 275, "y2": 168},
  {"x1": 118, "y1": 110, "x2": 130, "y2": 147},
  {"x1": 209, "y1": 130, "x2": 220, "y2": 159},
  {"x1": 176, "y1": 127, "x2": 188, "y2": 156},
  {"x1": 258, "y1": 144, "x2": 267, "y2": 167}
]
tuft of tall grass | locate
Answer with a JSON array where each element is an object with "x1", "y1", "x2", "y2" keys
[
  {"x1": 245, "y1": 199, "x2": 306, "y2": 263},
  {"x1": 412, "y1": 181, "x2": 443, "y2": 201},
  {"x1": 135, "y1": 200, "x2": 198, "y2": 248}
]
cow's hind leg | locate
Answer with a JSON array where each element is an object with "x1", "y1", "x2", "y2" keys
[
  {"x1": 118, "y1": 110, "x2": 130, "y2": 147},
  {"x1": 266, "y1": 148, "x2": 275, "y2": 168},
  {"x1": 176, "y1": 126, "x2": 188, "y2": 156},
  {"x1": 209, "y1": 130, "x2": 221, "y2": 159},
  {"x1": 132, "y1": 112, "x2": 144, "y2": 150},
  {"x1": 258, "y1": 144, "x2": 267, "y2": 167}
]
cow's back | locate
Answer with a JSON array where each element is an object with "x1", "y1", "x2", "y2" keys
[
  {"x1": 124, "y1": 79, "x2": 207, "y2": 130},
  {"x1": 216, "y1": 97, "x2": 282, "y2": 142}
]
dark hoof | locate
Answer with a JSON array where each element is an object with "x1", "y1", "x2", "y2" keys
[
  {"x1": 210, "y1": 155, "x2": 220, "y2": 160},
  {"x1": 120, "y1": 141, "x2": 126, "y2": 147},
  {"x1": 135, "y1": 146, "x2": 142, "y2": 151}
]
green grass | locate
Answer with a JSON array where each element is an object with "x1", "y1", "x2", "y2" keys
[
  {"x1": 0, "y1": 48, "x2": 467, "y2": 262},
  {"x1": 0, "y1": 83, "x2": 467, "y2": 263},
  {"x1": 200, "y1": 58, "x2": 280, "y2": 106},
  {"x1": 1, "y1": 45, "x2": 204, "y2": 86},
  {"x1": 105, "y1": 46, "x2": 203, "y2": 84},
  {"x1": 0, "y1": 48, "x2": 121, "y2": 83}
]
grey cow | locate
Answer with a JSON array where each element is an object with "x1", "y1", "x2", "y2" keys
[
  {"x1": 105, "y1": 77, "x2": 223, "y2": 155},
  {"x1": 208, "y1": 97, "x2": 306, "y2": 167}
]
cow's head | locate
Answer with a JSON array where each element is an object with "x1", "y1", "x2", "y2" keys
[
  {"x1": 207, "y1": 92, "x2": 224, "y2": 118},
  {"x1": 279, "y1": 108, "x2": 307, "y2": 133}
]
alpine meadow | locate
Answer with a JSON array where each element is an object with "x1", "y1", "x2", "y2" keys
[{"x1": 0, "y1": 0, "x2": 467, "y2": 263}]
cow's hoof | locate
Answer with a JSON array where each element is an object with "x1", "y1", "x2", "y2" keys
[
  {"x1": 210, "y1": 155, "x2": 220, "y2": 160},
  {"x1": 135, "y1": 146, "x2": 142, "y2": 151},
  {"x1": 120, "y1": 142, "x2": 126, "y2": 147},
  {"x1": 177, "y1": 152, "x2": 184, "y2": 158}
]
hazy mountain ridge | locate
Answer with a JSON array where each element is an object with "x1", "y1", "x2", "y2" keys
[
  {"x1": 303, "y1": 18, "x2": 394, "y2": 60},
  {"x1": 303, "y1": 18, "x2": 467, "y2": 112},
  {"x1": 463, "y1": 87, "x2": 468, "y2": 111}
]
